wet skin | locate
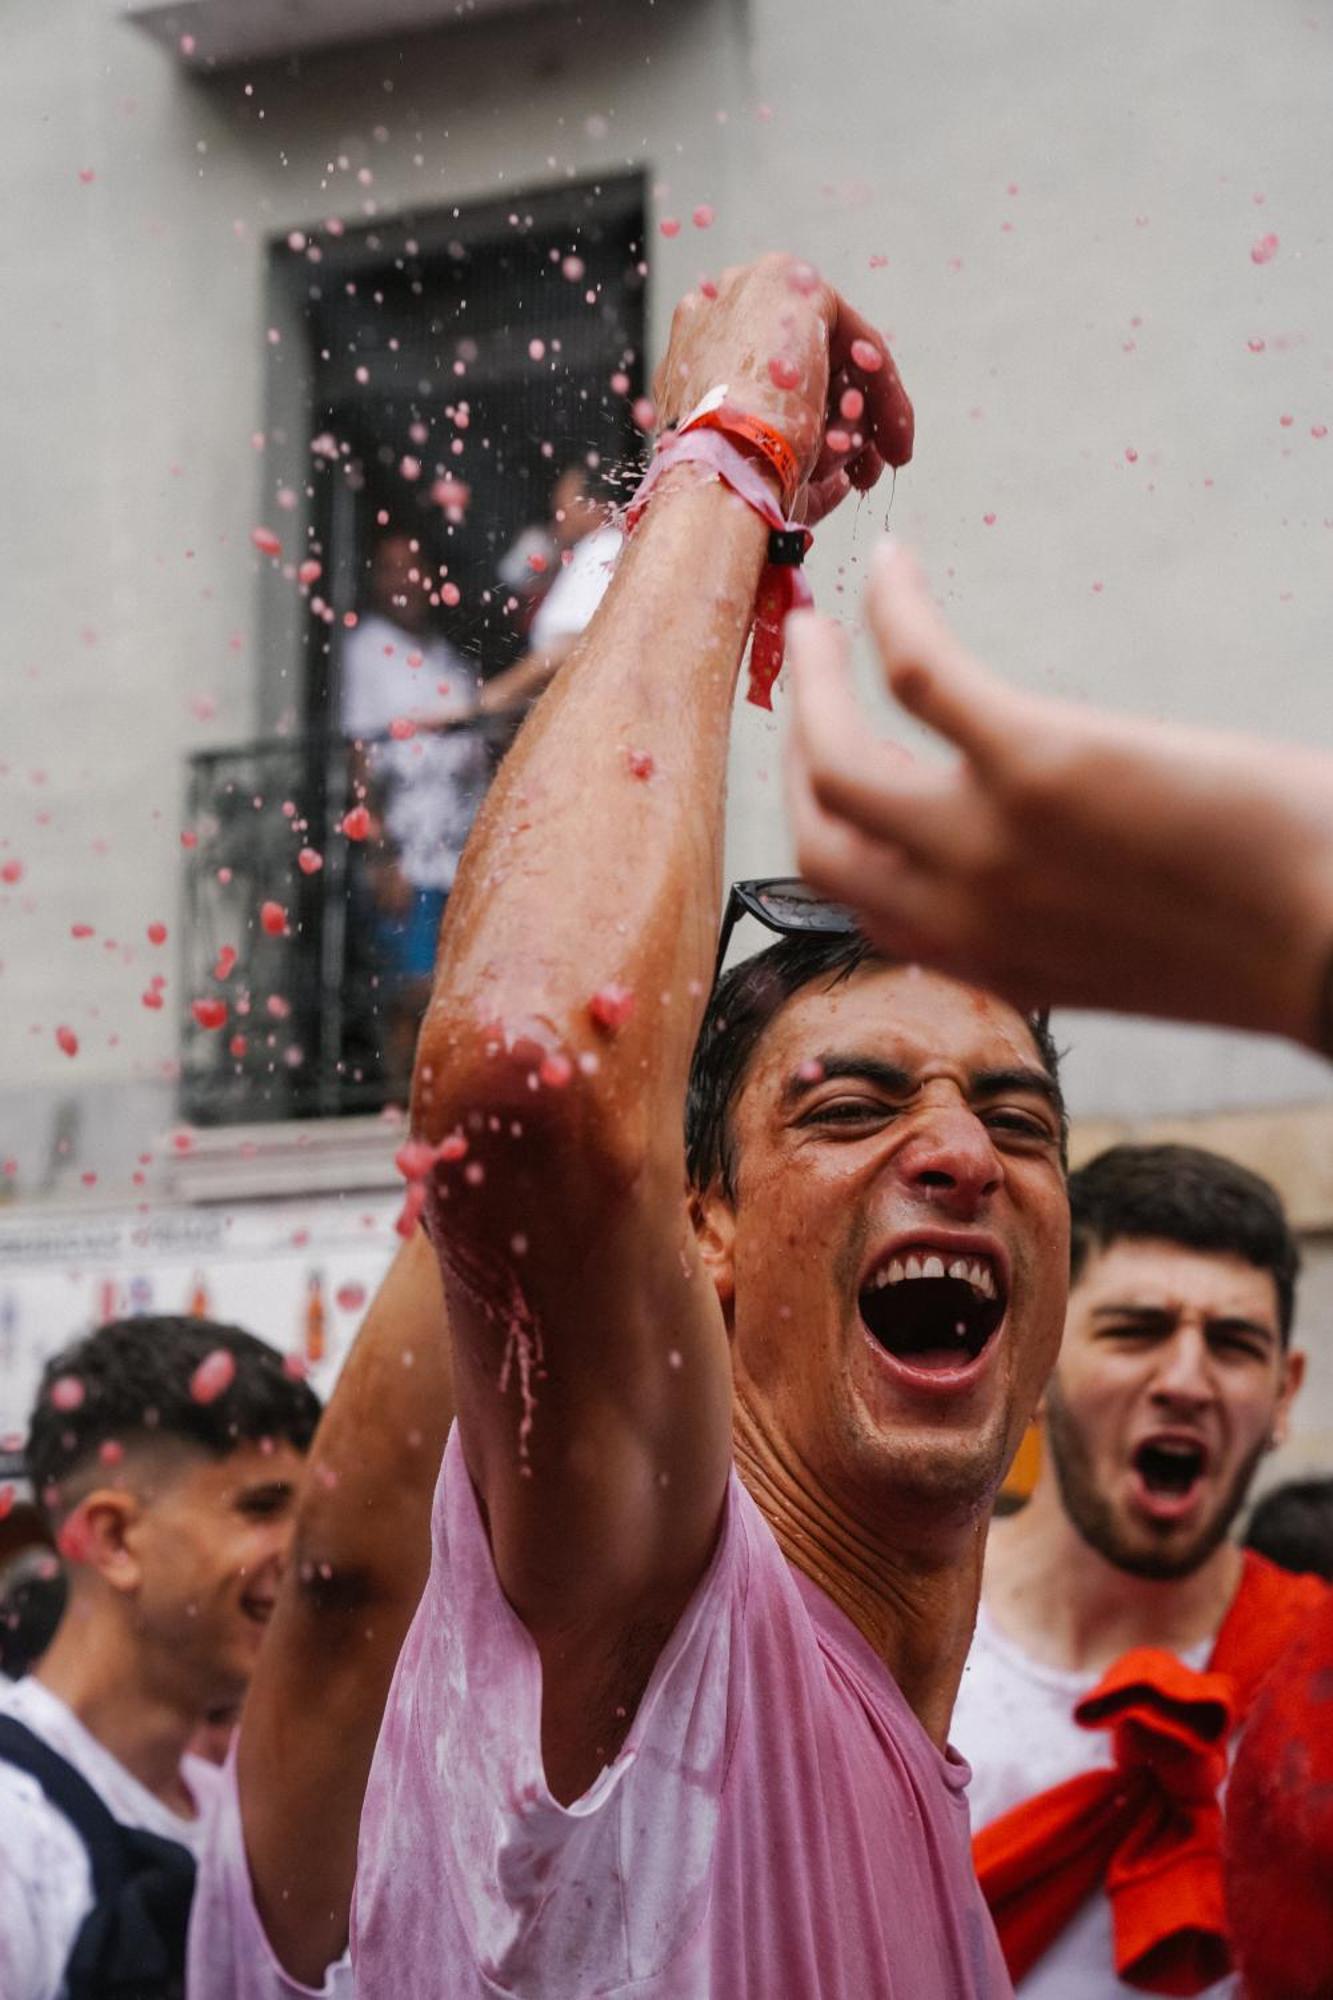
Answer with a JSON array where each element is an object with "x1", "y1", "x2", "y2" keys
[{"x1": 699, "y1": 964, "x2": 1071, "y2": 1570}]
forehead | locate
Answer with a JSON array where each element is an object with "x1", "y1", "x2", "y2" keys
[
  {"x1": 743, "y1": 961, "x2": 1047, "y2": 1098},
  {"x1": 155, "y1": 1438, "x2": 306, "y2": 1507},
  {"x1": 1070, "y1": 1237, "x2": 1282, "y2": 1327}
]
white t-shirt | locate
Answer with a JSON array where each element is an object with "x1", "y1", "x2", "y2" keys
[
  {"x1": 529, "y1": 524, "x2": 622, "y2": 650},
  {"x1": 339, "y1": 613, "x2": 488, "y2": 893},
  {"x1": 0, "y1": 1675, "x2": 222, "y2": 2000},
  {"x1": 952, "y1": 1605, "x2": 1236, "y2": 1999}
]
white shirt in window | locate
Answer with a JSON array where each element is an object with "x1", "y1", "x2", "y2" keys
[
  {"x1": 529, "y1": 525, "x2": 622, "y2": 651},
  {"x1": 339, "y1": 613, "x2": 488, "y2": 893}
]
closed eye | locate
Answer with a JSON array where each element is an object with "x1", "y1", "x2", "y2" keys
[
  {"x1": 982, "y1": 1109, "x2": 1058, "y2": 1143},
  {"x1": 797, "y1": 1097, "x2": 897, "y2": 1130}
]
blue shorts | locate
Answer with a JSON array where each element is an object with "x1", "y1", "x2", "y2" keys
[{"x1": 377, "y1": 887, "x2": 446, "y2": 983}]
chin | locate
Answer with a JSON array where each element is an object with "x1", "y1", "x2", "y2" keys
[
  {"x1": 1099, "y1": 1514, "x2": 1225, "y2": 1583},
  {"x1": 854, "y1": 1418, "x2": 1010, "y2": 1528}
]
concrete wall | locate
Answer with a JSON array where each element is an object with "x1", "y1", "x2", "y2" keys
[{"x1": 2, "y1": 0, "x2": 1331, "y2": 1171}]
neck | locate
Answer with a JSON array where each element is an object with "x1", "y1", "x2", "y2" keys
[
  {"x1": 374, "y1": 601, "x2": 428, "y2": 637},
  {"x1": 733, "y1": 1401, "x2": 986, "y2": 1748},
  {"x1": 34, "y1": 1593, "x2": 202, "y2": 1812},
  {"x1": 985, "y1": 1473, "x2": 1242, "y2": 1674}
]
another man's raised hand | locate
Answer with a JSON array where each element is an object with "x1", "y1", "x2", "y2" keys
[
  {"x1": 786, "y1": 539, "x2": 1333, "y2": 1050},
  {"x1": 652, "y1": 253, "x2": 913, "y2": 523}
]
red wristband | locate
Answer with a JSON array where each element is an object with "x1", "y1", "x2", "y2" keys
[
  {"x1": 624, "y1": 425, "x2": 813, "y2": 711},
  {"x1": 678, "y1": 387, "x2": 802, "y2": 513}
]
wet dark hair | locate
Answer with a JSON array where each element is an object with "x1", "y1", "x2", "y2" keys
[
  {"x1": 684, "y1": 931, "x2": 1066, "y2": 1200},
  {"x1": 26, "y1": 1316, "x2": 321, "y2": 1520},
  {"x1": 1244, "y1": 1478, "x2": 1333, "y2": 1580},
  {"x1": 1068, "y1": 1144, "x2": 1300, "y2": 1344}
]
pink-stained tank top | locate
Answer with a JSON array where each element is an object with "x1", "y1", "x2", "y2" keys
[
  {"x1": 351, "y1": 1428, "x2": 1011, "y2": 1998},
  {"x1": 186, "y1": 1742, "x2": 353, "y2": 2000}
]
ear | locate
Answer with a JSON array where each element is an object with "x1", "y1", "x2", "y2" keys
[
  {"x1": 1270, "y1": 1346, "x2": 1306, "y2": 1449},
  {"x1": 58, "y1": 1488, "x2": 145, "y2": 1595},
  {"x1": 689, "y1": 1184, "x2": 737, "y2": 1327}
]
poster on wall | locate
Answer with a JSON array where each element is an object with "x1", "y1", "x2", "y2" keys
[{"x1": 0, "y1": 1194, "x2": 401, "y2": 1443}]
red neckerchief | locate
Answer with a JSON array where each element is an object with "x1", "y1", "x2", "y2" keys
[
  {"x1": 973, "y1": 1552, "x2": 1328, "y2": 1993},
  {"x1": 624, "y1": 425, "x2": 812, "y2": 710}
]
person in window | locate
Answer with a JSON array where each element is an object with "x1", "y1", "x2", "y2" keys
[
  {"x1": 339, "y1": 530, "x2": 490, "y2": 1099},
  {"x1": 479, "y1": 462, "x2": 623, "y2": 719}
]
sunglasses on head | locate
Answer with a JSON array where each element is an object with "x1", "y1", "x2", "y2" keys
[
  {"x1": 712, "y1": 876, "x2": 1055, "y2": 1043},
  {"x1": 713, "y1": 876, "x2": 858, "y2": 984}
]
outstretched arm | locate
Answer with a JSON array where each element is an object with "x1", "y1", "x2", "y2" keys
[
  {"x1": 236, "y1": 1227, "x2": 453, "y2": 1986},
  {"x1": 412, "y1": 256, "x2": 912, "y2": 1803},
  {"x1": 787, "y1": 540, "x2": 1333, "y2": 1050}
]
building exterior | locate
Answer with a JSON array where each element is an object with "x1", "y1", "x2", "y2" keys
[{"x1": 2, "y1": 0, "x2": 1331, "y2": 1473}]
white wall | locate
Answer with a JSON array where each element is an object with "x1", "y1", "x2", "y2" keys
[{"x1": 2, "y1": 0, "x2": 1332, "y2": 1208}]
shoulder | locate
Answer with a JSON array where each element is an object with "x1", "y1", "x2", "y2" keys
[
  {"x1": 1218, "y1": 1550, "x2": 1332, "y2": 1690},
  {"x1": 0, "y1": 1757, "x2": 93, "y2": 2000},
  {"x1": 339, "y1": 614, "x2": 393, "y2": 687}
]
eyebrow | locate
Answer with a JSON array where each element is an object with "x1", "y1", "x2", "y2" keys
[
  {"x1": 780, "y1": 1054, "x2": 1062, "y2": 1117},
  {"x1": 1090, "y1": 1304, "x2": 1278, "y2": 1345}
]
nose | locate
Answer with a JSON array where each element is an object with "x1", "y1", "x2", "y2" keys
[
  {"x1": 245, "y1": 1517, "x2": 296, "y2": 1583},
  {"x1": 1150, "y1": 1325, "x2": 1216, "y2": 1411},
  {"x1": 897, "y1": 1104, "x2": 1002, "y2": 1218}
]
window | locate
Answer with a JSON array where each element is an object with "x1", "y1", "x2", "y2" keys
[{"x1": 181, "y1": 175, "x2": 646, "y2": 1125}]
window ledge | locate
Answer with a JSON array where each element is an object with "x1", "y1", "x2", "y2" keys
[{"x1": 160, "y1": 1114, "x2": 404, "y2": 1206}]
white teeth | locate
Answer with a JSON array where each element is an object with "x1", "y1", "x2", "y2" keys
[{"x1": 873, "y1": 1249, "x2": 1001, "y2": 1296}]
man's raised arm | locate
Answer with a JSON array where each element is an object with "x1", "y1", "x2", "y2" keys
[
  {"x1": 411, "y1": 256, "x2": 911, "y2": 1800},
  {"x1": 231, "y1": 1228, "x2": 453, "y2": 1986}
]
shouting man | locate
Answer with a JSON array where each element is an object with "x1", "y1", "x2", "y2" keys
[
  {"x1": 951, "y1": 1142, "x2": 1322, "y2": 1996},
  {"x1": 348, "y1": 256, "x2": 1070, "y2": 1996}
]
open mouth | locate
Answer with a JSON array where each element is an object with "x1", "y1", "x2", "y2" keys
[
  {"x1": 858, "y1": 1249, "x2": 1006, "y2": 1374},
  {"x1": 1132, "y1": 1437, "x2": 1207, "y2": 1508}
]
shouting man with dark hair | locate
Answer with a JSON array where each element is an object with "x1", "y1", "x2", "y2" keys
[
  {"x1": 346, "y1": 258, "x2": 1073, "y2": 1996},
  {"x1": 0, "y1": 1314, "x2": 320, "y2": 2000},
  {"x1": 951, "y1": 1143, "x2": 1324, "y2": 1997}
]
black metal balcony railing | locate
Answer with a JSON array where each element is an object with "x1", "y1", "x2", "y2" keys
[{"x1": 180, "y1": 721, "x2": 509, "y2": 1125}]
